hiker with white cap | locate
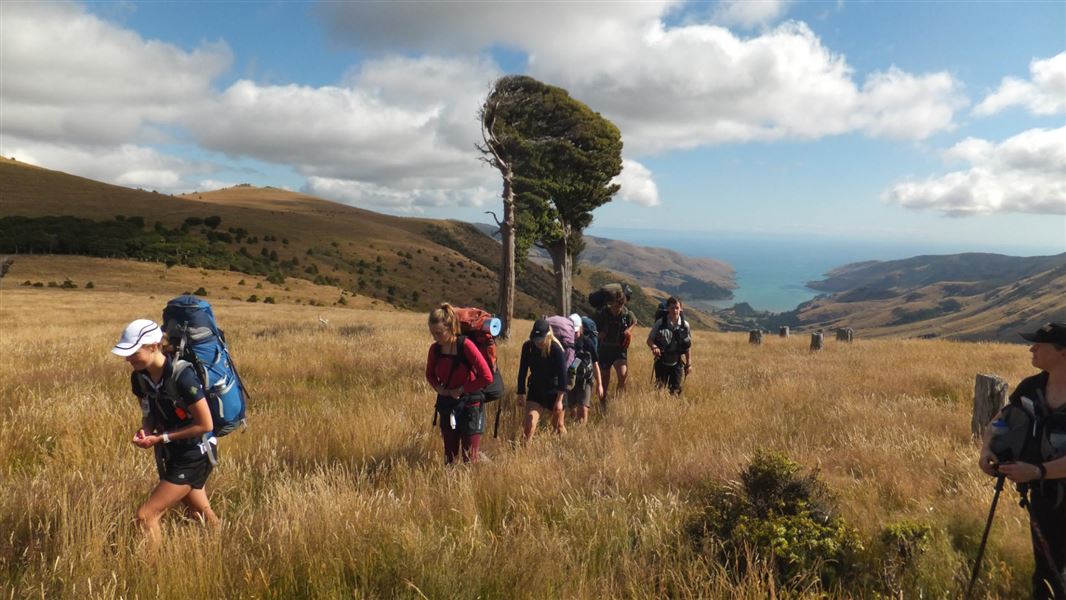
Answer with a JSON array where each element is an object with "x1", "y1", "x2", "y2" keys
[
  {"x1": 113, "y1": 319, "x2": 218, "y2": 546},
  {"x1": 516, "y1": 318, "x2": 569, "y2": 441},
  {"x1": 567, "y1": 313, "x2": 602, "y2": 425}
]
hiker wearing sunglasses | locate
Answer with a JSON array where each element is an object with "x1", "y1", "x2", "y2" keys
[
  {"x1": 517, "y1": 318, "x2": 569, "y2": 441},
  {"x1": 427, "y1": 303, "x2": 494, "y2": 464},
  {"x1": 978, "y1": 322, "x2": 1066, "y2": 599},
  {"x1": 113, "y1": 319, "x2": 219, "y2": 547}
]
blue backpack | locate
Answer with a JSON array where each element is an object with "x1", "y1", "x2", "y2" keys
[{"x1": 162, "y1": 295, "x2": 248, "y2": 436}]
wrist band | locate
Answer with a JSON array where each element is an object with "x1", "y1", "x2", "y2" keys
[
  {"x1": 161, "y1": 431, "x2": 171, "y2": 444},
  {"x1": 1037, "y1": 463, "x2": 1047, "y2": 480}
]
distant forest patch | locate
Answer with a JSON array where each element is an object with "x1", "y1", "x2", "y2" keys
[{"x1": 0, "y1": 215, "x2": 285, "y2": 278}]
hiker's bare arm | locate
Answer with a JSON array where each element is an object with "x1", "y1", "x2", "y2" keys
[
  {"x1": 140, "y1": 399, "x2": 213, "y2": 447},
  {"x1": 999, "y1": 455, "x2": 1066, "y2": 483}
]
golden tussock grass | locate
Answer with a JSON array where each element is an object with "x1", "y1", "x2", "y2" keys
[{"x1": 0, "y1": 289, "x2": 1039, "y2": 598}]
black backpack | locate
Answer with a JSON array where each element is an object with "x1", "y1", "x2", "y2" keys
[
  {"x1": 991, "y1": 391, "x2": 1066, "y2": 507},
  {"x1": 588, "y1": 283, "x2": 633, "y2": 309}
]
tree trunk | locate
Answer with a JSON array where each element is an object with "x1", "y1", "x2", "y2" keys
[
  {"x1": 545, "y1": 225, "x2": 572, "y2": 316},
  {"x1": 497, "y1": 167, "x2": 517, "y2": 340}
]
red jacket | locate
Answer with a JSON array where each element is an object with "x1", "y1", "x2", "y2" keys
[{"x1": 425, "y1": 337, "x2": 493, "y2": 394}]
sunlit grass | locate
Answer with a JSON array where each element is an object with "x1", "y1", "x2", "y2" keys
[{"x1": 0, "y1": 289, "x2": 1036, "y2": 598}]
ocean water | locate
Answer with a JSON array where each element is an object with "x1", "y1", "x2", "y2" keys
[{"x1": 590, "y1": 229, "x2": 1065, "y2": 313}]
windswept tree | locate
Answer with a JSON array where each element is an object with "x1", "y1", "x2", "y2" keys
[{"x1": 479, "y1": 75, "x2": 623, "y2": 326}]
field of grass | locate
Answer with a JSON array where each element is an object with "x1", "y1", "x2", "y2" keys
[{"x1": 0, "y1": 289, "x2": 1040, "y2": 598}]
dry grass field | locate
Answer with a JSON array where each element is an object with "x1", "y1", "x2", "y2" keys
[{"x1": 0, "y1": 288, "x2": 1041, "y2": 598}]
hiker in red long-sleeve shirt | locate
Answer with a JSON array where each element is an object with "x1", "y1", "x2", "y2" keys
[{"x1": 425, "y1": 303, "x2": 493, "y2": 464}]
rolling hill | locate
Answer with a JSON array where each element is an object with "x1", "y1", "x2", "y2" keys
[
  {"x1": 771, "y1": 253, "x2": 1066, "y2": 341},
  {"x1": 0, "y1": 157, "x2": 726, "y2": 328}
]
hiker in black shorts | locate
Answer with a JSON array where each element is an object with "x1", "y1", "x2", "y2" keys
[
  {"x1": 567, "y1": 313, "x2": 602, "y2": 425},
  {"x1": 517, "y1": 318, "x2": 568, "y2": 442},
  {"x1": 113, "y1": 319, "x2": 218, "y2": 546},
  {"x1": 647, "y1": 297, "x2": 692, "y2": 395},
  {"x1": 593, "y1": 289, "x2": 636, "y2": 407},
  {"x1": 978, "y1": 322, "x2": 1066, "y2": 599}
]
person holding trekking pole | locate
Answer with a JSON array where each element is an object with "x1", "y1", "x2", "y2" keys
[
  {"x1": 594, "y1": 289, "x2": 637, "y2": 408},
  {"x1": 113, "y1": 319, "x2": 219, "y2": 547},
  {"x1": 977, "y1": 322, "x2": 1066, "y2": 599},
  {"x1": 427, "y1": 303, "x2": 494, "y2": 464},
  {"x1": 517, "y1": 318, "x2": 568, "y2": 441},
  {"x1": 647, "y1": 297, "x2": 692, "y2": 396}
]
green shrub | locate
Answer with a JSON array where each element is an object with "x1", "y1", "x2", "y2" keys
[
  {"x1": 60, "y1": 279, "x2": 77, "y2": 289},
  {"x1": 247, "y1": 294, "x2": 259, "y2": 303},
  {"x1": 263, "y1": 297, "x2": 275, "y2": 304},
  {"x1": 687, "y1": 452, "x2": 864, "y2": 590},
  {"x1": 193, "y1": 287, "x2": 208, "y2": 296},
  {"x1": 84, "y1": 281, "x2": 94, "y2": 289}
]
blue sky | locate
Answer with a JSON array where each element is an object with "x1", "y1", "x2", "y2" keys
[{"x1": 2, "y1": 1, "x2": 1064, "y2": 254}]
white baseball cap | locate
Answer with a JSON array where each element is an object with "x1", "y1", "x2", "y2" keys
[
  {"x1": 112, "y1": 319, "x2": 163, "y2": 356},
  {"x1": 569, "y1": 313, "x2": 582, "y2": 332}
]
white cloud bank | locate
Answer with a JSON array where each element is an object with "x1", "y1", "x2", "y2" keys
[
  {"x1": 3, "y1": 1, "x2": 968, "y2": 213},
  {"x1": 711, "y1": 0, "x2": 792, "y2": 29},
  {"x1": 973, "y1": 52, "x2": 1066, "y2": 116},
  {"x1": 883, "y1": 127, "x2": 1066, "y2": 216}
]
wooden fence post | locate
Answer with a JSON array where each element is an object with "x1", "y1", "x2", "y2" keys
[
  {"x1": 810, "y1": 331, "x2": 824, "y2": 351},
  {"x1": 972, "y1": 374, "x2": 1007, "y2": 439},
  {"x1": 749, "y1": 330, "x2": 763, "y2": 345},
  {"x1": 836, "y1": 327, "x2": 853, "y2": 342},
  {"x1": 779, "y1": 326, "x2": 790, "y2": 338}
]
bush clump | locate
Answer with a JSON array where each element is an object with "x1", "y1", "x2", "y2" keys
[{"x1": 687, "y1": 452, "x2": 864, "y2": 590}]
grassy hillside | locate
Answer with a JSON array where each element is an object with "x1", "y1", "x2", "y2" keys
[
  {"x1": 0, "y1": 158, "x2": 561, "y2": 319},
  {"x1": 780, "y1": 254, "x2": 1066, "y2": 341},
  {"x1": 0, "y1": 288, "x2": 1040, "y2": 598}
]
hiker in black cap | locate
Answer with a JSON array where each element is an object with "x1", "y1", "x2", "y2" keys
[
  {"x1": 593, "y1": 288, "x2": 637, "y2": 407},
  {"x1": 517, "y1": 318, "x2": 569, "y2": 442},
  {"x1": 978, "y1": 322, "x2": 1066, "y2": 599},
  {"x1": 113, "y1": 319, "x2": 219, "y2": 546}
]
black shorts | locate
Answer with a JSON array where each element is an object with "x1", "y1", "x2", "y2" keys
[
  {"x1": 154, "y1": 444, "x2": 214, "y2": 489},
  {"x1": 598, "y1": 346, "x2": 627, "y2": 369},
  {"x1": 654, "y1": 361, "x2": 685, "y2": 394},
  {"x1": 526, "y1": 391, "x2": 563, "y2": 410}
]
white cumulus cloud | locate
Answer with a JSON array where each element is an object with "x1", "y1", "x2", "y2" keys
[
  {"x1": 973, "y1": 52, "x2": 1066, "y2": 116},
  {"x1": 0, "y1": 1, "x2": 231, "y2": 146},
  {"x1": 613, "y1": 160, "x2": 661, "y2": 206},
  {"x1": 883, "y1": 127, "x2": 1066, "y2": 216}
]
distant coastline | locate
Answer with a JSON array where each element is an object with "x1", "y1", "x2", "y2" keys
[{"x1": 588, "y1": 227, "x2": 1066, "y2": 313}]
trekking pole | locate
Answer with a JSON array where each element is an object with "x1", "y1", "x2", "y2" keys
[
  {"x1": 493, "y1": 401, "x2": 502, "y2": 439},
  {"x1": 965, "y1": 474, "x2": 1006, "y2": 600},
  {"x1": 1024, "y1": 491, "x2": 1066, "y2": 595}
]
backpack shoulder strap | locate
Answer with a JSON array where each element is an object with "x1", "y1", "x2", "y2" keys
[{"x1": 165, "y1": 359, "x2": 194, "y2": 409}]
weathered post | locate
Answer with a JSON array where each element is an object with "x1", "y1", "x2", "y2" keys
[
  {"x1": 836, "y1": 327, "x2": 854, "y2": 342},
  {"x1": 749, "y1": 330, "x2": 763, "y2": 345},
  {"x1": 810, "y1": 331, "x2": 824, "y2": 351},
  {"x1": 779, "y1": 326, "x2": 790, "y2": 338},
  {"x1": 972, "y1": 374, "x2": 1007, "y2": 439}
]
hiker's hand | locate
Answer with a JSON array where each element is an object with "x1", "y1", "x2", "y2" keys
[
  {"x1": 596, "y1": 385, "x2": 604, "y2": 399},
  {"x1": 998, "y1": 461, "x2": 1041, "y2": 484},
  {"x1": 685, "y1": 364, "x2": 693, "y2": 375},
  {"x1": 978, "y1": 448, "x2": 998, "y2": 476},
  {"x1": 447, "y1": 387, "x2": 462, "y2": 399},
  {"x1": 651, "y1": 347, "x2": 661, "y2": 358},
  {"x1": 132, "y1": 429, "x2": 152, "y2": 449}
]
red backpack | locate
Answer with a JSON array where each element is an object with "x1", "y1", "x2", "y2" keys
[{"x1": 453, "y1": 307, "x2": 499, "y2": 370}]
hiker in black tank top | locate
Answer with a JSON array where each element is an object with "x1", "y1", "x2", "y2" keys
[
  {"x1": 516, "y1": 318, "x2": 568, "y2": 442},
  {"x1": 113, "y1": 319, "x2": 218, "y2": 548}
]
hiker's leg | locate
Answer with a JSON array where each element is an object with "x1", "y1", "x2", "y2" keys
[
  {"x1": 600, "y1": 364, "x2": 613, "y2": 398},
  {"x1": 551, "y1": 397, "x2": 566, "y2": 434},
  {"x1": 615, "y1": 360, "x2": 628, "y2": 392},
  {"x1": 137, "y1": 480, "x2": 192, "y2": 546},
  {"x1": 441, "y1": 426, "x2": 461, "y2": 464},
  {"x1": 461, "y1": 434, "x2": 481, "y2": 463},
  {"x1": 669, "y1": 363, "x2": 684, "y2": 396},
  {"x1": 181, "y1": 488, "x2": 219, "y2": 528},
  {"x1": 523, "y1": 403, "x2": 543, "y2": 443}
]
